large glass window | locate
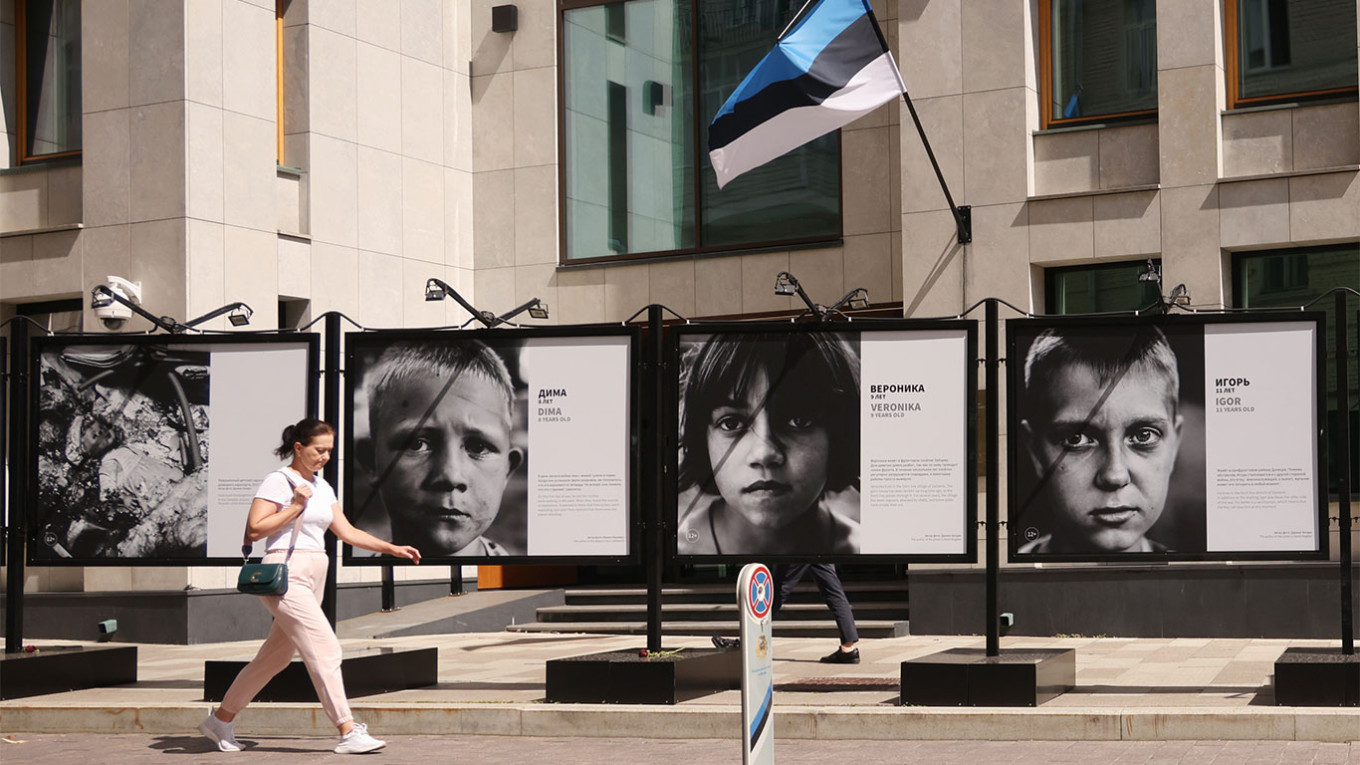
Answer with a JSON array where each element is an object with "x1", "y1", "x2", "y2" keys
[
  {"x1": 1045, "y1": 260, "x2": 1162, "y2": 314},
  {"x1": 1227, "y1": 0, "x2": 1358, "y2": 108},
  {"x1": 561, "y1": 0, "x2": 841, "y2": 263},
  {"x1": 17, "y1": 0, "x2": 81, "y2": 162},
  {"x1": 1042, "y1": 0, "x2": 1157, "y2": 128},
  {"x1": 1236, "y1": 244, "x2": 1360, "y2": 494}
]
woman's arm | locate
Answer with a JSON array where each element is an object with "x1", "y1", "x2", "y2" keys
[
  {"x1": 329, "y1": 504, "x2": 422, "y2": 563},
  {"x1": 244, "y1": 496, "x2": 303, "y2": 542}
]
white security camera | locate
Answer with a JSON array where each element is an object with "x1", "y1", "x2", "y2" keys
[{"x1": 93, "y1": 275, "x2": 143, "y2": 330}]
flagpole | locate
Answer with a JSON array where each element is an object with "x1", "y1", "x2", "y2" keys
[
  {"x1": 862, "y1": 6, "x2": 972, "y2": 245},
  {"x1": 777, "y1": 0, "x2": 817, "y2": 41}
]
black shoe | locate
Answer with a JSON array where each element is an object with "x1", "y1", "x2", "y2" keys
[
  {"x1": 820, "y1": 647, "x2": 860, "y2": 664},
  {"x1": 712, "y1": 635, "x2": 740, "y2": 649}
]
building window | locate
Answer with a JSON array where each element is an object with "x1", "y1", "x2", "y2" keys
[
  {"x1": 16, "y1": 0, "x2": 81, "y2": 163},
  {"x1": 1235, "y1": 244, "x2": 1360, "y2": 495},
  {"x1": 1226, "y1": 0, "x2": 1358, "y2": 108},
  {"x1": 16, "y1": 297, "x2": 83, "y2": 333},
  {"x1": 1041, "y1": 0, "x2": 1157, "y2": 128},
  {"x1": 1045, "y1": 260, "x2": 1162, "y2": 314},
  {"x1": 560, "y1": 0, "x2": 841, "y2": 264}
]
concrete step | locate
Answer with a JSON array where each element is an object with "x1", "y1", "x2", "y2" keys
[
  {"x1": 504, "y1": 619, "x2": 910, "y2": 638},
  {"x1": 534, "y1": 601, "x2": 910, "y2": 623},
  {"x1": 563, "y1": 581, "x2": 907, "y2": 606}
]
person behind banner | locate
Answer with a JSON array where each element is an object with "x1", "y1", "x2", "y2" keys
[
  {"x1": 1018, "y1": 326, "x2": 1184, "y2": 554},
  {"x1": 362, "y1": 341, "x2": 524, "y2": 557},
  {"x1": 677, "y1": 331, "x2": 860, "y2": 555}
]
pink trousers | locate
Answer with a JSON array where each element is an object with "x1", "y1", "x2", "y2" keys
[{"x1": 219, "y1": 550, "x2": 353, "y2": 727}]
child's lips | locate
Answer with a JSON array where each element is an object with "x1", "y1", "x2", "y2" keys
[
  {"x1": 1089, "y1": 506, "x2": 1138, "y2": 526},
  {"x1": 743, "y1": 480, "x2": 791, "y2": 496},
  {"x1": 432, "y1": 506, "x2": 470, "y2": 521}
]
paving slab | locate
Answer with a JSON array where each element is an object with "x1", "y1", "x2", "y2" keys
[{"x1": 1, "y1": 631, "x2": 1359, "y2": 743}]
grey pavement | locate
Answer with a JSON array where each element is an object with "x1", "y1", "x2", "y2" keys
[
  {"x1": 4, "y1": 604, "x2": 1360, "y2": 748},
  {"x1": 4, "y1": 735, "x2": 1360, "y2": 764}
]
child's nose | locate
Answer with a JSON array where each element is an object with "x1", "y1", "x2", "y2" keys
[{"x1": 1094, "y1": 445, "x2": 1131, "y2": 490}]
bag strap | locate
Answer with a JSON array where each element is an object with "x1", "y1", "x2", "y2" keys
[{"x1": 241, "y1": 468, "x2": 307, "y2": 563}]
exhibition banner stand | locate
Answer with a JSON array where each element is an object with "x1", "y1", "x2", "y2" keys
[
  {"x1": 901, "y1": 299, "x2": 1075, "y2": 706},
  {"x1": 739, "y1": 563, "x2": 775, "y2": 765},
  {"x1": 1274, "y1": 291, "x2": 1360, "y2": 706},
  {"x1": 544, "y1": 305, "x2": 739, "y2": 705},
  {"x1": 0, "y1": 319, "x2": 138, "y2": 700}
]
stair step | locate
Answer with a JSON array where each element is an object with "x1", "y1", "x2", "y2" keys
[
  {"x1": 535, "y1": 602, "x2": 909, "y2": 623},
  {"x1": 564, "y1": 582, "x2": 906, "y2": 606},
  {"x1": 505, "y1": 619, "x2": 909, "y2": 639}
]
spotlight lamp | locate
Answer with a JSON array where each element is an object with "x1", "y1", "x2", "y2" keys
[
  {"x1": 841, "y1": 287, "x2": 871, "y2": 312},
  {"x1": 492, "y1": 297, "x2": 550, "y2": 326},
  {"x1": 1137, "y1": 258, "x2": 1161, "y2": 284},
  {"x1": 228, "y1": 304, "x2": 253, "y2": 327},
  {"x1": 528, "y1": 300, "x2": 550, "y2": 320},
  {"x1": 424, "y1": 276, "x2": 496, "y2": 327},
  {"x1": 424, "y1": 278, "x2": 447, "y2": 302},
  {"x1": 1167, "y1": 283, "x2": 1191, "y2": 307},
  {"x1": 774, "y1": 271, "x2": 800, "y2": 296}
]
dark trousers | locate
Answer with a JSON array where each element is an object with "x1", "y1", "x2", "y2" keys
[{"x1": 772, "y1": 563, "x2": 859, "y2": 645}]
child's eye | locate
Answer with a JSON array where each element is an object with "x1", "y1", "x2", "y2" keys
[
  {"x1": 1059, "y1": 432, "x2": 1096, "y2": 451},
  {"x1": 465, "y1": 438, "x2": 500, "y2": 458},
  {"x1": 1127, "y1": 427, "x2": 1163, "y2": 448},
  {"x1": 407, "y1": 437, "x2": 433, "y2": 454},
  {"x1": 786, "y1": 415, "x2": 816, "y2": 430},
  {"x1": 713, "y1": 414, "x2": 747, "y2": 433}
]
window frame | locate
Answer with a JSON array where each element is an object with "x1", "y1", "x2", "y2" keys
[
  {"x1": 555, "y1": 0, "x2": 845, "y2": 267},
  {"x1": 1044, "y1": 258, "x2": 1164, "y2": 315},
  {"x1": 14, "y1": 0, "x2": 82, "y2": 165},
  {"x1": 1223, "y1": 0, "x2": 1359, "y2": 110},
  {"x1": 1038, "y1": 0, "x2": 1160, "y2": 130}
]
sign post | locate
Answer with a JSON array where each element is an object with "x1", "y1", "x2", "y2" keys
[{"x1": 738, "y1": 562, "x2": 774, "y2": 765}]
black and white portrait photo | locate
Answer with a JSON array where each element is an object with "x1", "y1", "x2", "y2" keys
[
  {"x1": 34, "y1": 343, "x2": 213, "y2": 559},
  {"x1": 1009, "y1": 322, "x2": 1208, "y2": 559},
  {"x1": 676, "y1": 329, "x2": 863, "y2": 557},
  {"x1": 347, "y1": 335, "x2": 531, "y2": 559}
]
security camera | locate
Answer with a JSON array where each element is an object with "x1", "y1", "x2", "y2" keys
[{"x1": 92, "y1": 275, "x2": 143, "y2": 330}]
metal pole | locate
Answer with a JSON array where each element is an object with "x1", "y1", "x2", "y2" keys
[
  {"x1": 1337, "y1": 291, "x2": 1354, "y2": 654},
  {"x1": 5, "y1": 322, "x2": 28, "y2": 654},
  {"x1": 321, "y1": 312, "x2": 341, "y2": 626},
  {"x1": 450, "y1": 567, "x2": 464, "y2": 596},
  {"x1": 985, "y1": 299, "x2": 1000, "y2": 657},
  {"x1": 647, "y1": 305, "x2": 665, "y2": 652},
  {"x1": 381, "y1": 565, "x2": 396, "y2": 612}
]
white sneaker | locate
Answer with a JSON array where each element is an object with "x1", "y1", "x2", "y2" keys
[
  {"x1": 198, "y1": 710, "x2": 242, "y2": 752},
  {"x1": 335, "y1": 722, "x2": 386, "y2": 754}
]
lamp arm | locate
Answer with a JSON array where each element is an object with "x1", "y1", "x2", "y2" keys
[
  {"x1": 429, "y1": 278, "x2": 495, "y2": 327},
  {"x1": 183, "y1": 302, "x2": 249, "y2": 329}
]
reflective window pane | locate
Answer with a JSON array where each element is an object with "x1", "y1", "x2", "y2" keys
[
  {"x1": 22, "y1": 0, "x2": 82, "y2": 159},
  {"x1": 1049, "y1": 0, "x2": 1157, "y2": 123},
  {"x1": 1235, "y1": 0, "x2": 1357, "y2": 102},
  {"x1": 563, "y1": 1, "x2": 696, "y2": 260},
  {"x1": 1046, "y1": 260, "x2": 1162, "y2": 314}
]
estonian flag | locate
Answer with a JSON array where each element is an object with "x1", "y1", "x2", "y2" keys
[{"x1": 708, "y1": 0, "x2": 906, "y2": 189}]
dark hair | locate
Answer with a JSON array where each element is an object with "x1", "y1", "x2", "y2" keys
[
  {"x1": 275, "y1": 418, "x2": 335, "y2": 460},
  {"x1": 364, "y1": 340, "x2": 516, "y2": 443},
  {"x1": 677, "y1": 331, "x2": 860, "y2": 495}
]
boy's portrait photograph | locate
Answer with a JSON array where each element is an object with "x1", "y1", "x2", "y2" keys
[
  {"x1": 347, "y1": 337, "x2": 530, "y2": 559},
  {"x1": 675, "y1": 329, "x2": 862, "y2": 557},
  {"x1": 1010, "y1": 322, "x2": 1208, "y2": 559}
]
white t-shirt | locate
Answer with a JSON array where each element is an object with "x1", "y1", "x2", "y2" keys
[{"x1": 255, "y1": 467, "x2": 336, "y2": 553}]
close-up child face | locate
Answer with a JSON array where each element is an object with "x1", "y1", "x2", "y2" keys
[
  {"x1": 373, "y1": 369, "x2": 521, "y2": 555},
  {"x1": 706, "y1": 366, "x2": 830, "y2": 530},
  {"x1": 1026, "y1": 361, "x2": 1182, "y2": 553}
]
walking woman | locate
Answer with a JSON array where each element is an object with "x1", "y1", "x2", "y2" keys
[{"x1": 199, "y1": 418, "x2": 420, "y2": 754}]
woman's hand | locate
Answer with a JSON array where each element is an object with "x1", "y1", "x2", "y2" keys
[
  {"x1": 291, "y1": 482, "x2": 313, "y2": 509},
  {"x1": 388, "y1": 545, "x2": 422, "y2": 564}
]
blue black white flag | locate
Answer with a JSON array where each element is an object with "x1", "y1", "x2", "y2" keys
[{"x1": 708, "y1": 0, "x2": 906, "y2": 189}]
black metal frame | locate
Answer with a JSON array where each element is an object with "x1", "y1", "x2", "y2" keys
[
  {"x1": 669, "y1": 318, "x2": 979, "y2": 565},
  {"x1": 1006, "y1": 311, "x2": 1330, "y2": 564},
  {"x1": 340, "y1": 323, "x2": 642, "y2": 566},
  {"x1": 25, "y1": 332, "x2": 321, "y2": 567}
]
